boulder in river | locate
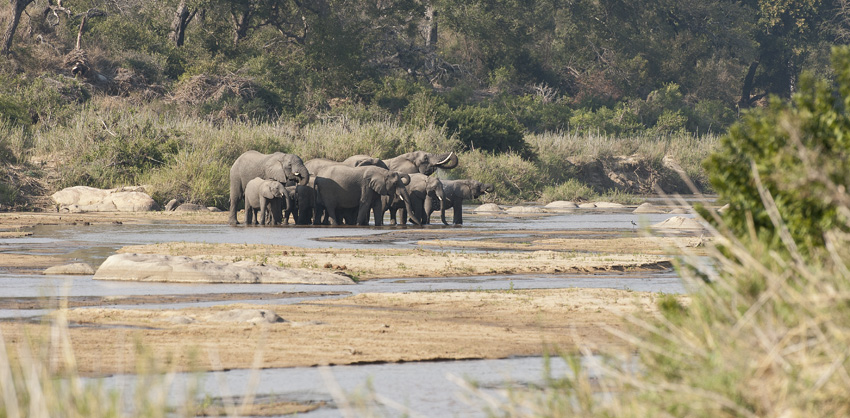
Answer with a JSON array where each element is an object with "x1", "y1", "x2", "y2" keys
[
  {"x1": 93, "y1": 253, "x2": 355, "y2": 285},
  {"x1": 505, "y1": 206, "x2": 545, "y2": 214},
  {"x1": 633, "y1": 203, "x2": 666, "y2": 214},
  {"x1": 474, "y1": 203, "x2": 504, "y2": 213},
  {"x1": 544, "y1": 201, "x2": 578, "y2": 211},
  {"x1": 650, "y1": 216, "x2": 705, "y2": 230},
  {"x1": 43, "y1": 262, "x2": 95, "y2": 275},
  {"x1": 52, "y1": 186, "x2": 157, "y2": 212}
]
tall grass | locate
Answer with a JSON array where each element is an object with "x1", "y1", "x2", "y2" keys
[
  {"x1": 475, "y1": 161, "x2": 850, "y2": 416},
  {"x1": 5, "y1": 97, "x2": 717, "y2": 207}
]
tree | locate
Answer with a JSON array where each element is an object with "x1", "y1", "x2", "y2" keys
[
  {"x1": 2, "y1": 0, "x2": 36, "y2": 55},
  {"x1": 169, "y1": 0, "x2": 199, "y2": 47},
  {"x1": 703, "y1": 45, "x2": 850, "y2": 255}
]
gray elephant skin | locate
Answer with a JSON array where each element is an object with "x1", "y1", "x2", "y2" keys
[
  {"x1": 314, "y1": 165, "x2": 420, "y2": 226},
  {"x1": 244, "y1": 177, "x2": 288, "y2": 225},
  {"x1": 229, "y1": 150, "x2": 309, "y2": 225},
  {"x1": 429, "y1": 179, "x2": 494, "y2": 225},
  {"x1": 386, "y1": 173, "x2": 448, "y2": 225},
  {"x1": 384, "y1": 151, "x2": 458, "y2": 175},
  {"x1": 283, "y1": 184, "x2": 317, "y2": 225},
  {"x1": 342, "y1": 155, "x2": 389, "y2": 169},
  {"x1": 345, "y1": 151, "x2": 458, "y2": 176}
]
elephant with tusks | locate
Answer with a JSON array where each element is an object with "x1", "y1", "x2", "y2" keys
[{"x1": 313, "y1": 165, "x2": 421, "y2": 226}]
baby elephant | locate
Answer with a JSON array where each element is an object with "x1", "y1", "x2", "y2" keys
[
  {"x1": 283, "y1": 184, "x2": 317, "y2": 225},
  {"x1": 244, "y1": 177, "x2": 288, "y2": 225}
]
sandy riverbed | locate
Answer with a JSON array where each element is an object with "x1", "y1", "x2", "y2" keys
[{"x1": 0, "y1": 209, "x2": 696, "y2": 377}]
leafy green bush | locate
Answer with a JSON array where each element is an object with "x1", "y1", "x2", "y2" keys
[
  {"x1": 539, "y1": 179, "x2": 596, "y2": 203},
  {"x1": 702, "y1": 45, "x2": 850, "y2": 255},
  {"x1": 450, "y1": 150, "x2": 541, "y2": 202}
]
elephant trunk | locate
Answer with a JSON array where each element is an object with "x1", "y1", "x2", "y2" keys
[
  {"x1": 397, "y1": 187, "x2": 421, "y2": 225},
  {"x1": 435, "y1": 151, "x2": 459, "y2": 170},
  {"x1": 439, "y1": 196, "x2": 448, "y2": 225}
]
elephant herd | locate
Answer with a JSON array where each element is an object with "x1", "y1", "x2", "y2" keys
[{"x1": 228, "y1": 150, "x2": 495, "y2": 227}]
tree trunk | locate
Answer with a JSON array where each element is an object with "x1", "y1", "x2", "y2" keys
[
  {"x1": 2, "y1": 0, "x2": 35, "y2": 55},
  {"x1": 231, "y1": 10, "x2": 251, "y2": 44},
  {"x1": 169, "y1": 0, "x2": 196, "y2": 47},
  {"x1": 424, "y1": 6, "x2": 437, "y2": 50},
  {"x1": 738, "y1": 61, "x2": 759, "y2": 109}
]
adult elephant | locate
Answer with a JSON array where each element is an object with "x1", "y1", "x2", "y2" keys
[
  {"x1": 314, "y1": 165, "x2": 420, "y2": 226},
  {"x1": 342, "y1": 155, "x2": 389, "y2": 169},
  {"x1": 429, "y1": 179, "x2": 494, "y2": 225},
  {"x1": 386, "y1": 173, "x2": 448, "y2": 225},
  {"x1": 229, "y1": 151, "x2": 309, "y2": 225},
  {"x1": 383, "y1": 151, "x2": 459, "y2": 176}
]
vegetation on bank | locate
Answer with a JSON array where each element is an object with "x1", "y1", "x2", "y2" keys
[
  {"x1": 2, "y1": 0, "x2": 842, "y2": 208},
  {"x1": 488, "y1": 46, "x2": 850, "y2": 418}
]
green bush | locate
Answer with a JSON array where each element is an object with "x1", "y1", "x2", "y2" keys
[
  {"x1": 702, "y1": 45, "x2": 850, "y2": 255},
  {"x1": 450, "y1": 150, "x2": 541, "y2": 202},
  {"x1": 539, "y1": 179, "x2": 596, "y2": 203}
]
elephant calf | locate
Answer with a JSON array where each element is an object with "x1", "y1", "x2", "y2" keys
[
  {"x1": 429, "y1": 179, "x2": 494, "y2": 225},
  {"x1": 244, "y1": 177, "x2": 288, "y2": 225},
  {"x1": 283, "y1": 184, "x2": 317, "y2": 225}
]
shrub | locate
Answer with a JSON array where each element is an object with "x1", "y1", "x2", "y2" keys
[
  {"x1": 539, "y1": 179, "x2": 596, "y2": 203},
  {"x1": 702, "y1": 45, "x2": 850, "y2": 255},
  {"x1": 450, "y1": 150, "x2": 541, "y2": 202}
]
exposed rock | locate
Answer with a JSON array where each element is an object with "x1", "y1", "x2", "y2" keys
[
  {"x1": 93, "y1": 253, "x2": 355, "y2": 285},
  {"x1": 578, "y1": 203, "x2": 597, "y2": 209},
  {"x1": 544, "y1": 201, "x2": 578, "y2": 210},
  {"x1": 505, "y1": 206, "x2": 545, "y2": 214},
  {"x1": 207, "y1": 207, "x2": 223, "y2": 212},
  {"x1": 175, "y1": 203, "x2": 208, "y2": 212},
  {"x1": 52, "y1": 186, "x2": 157, "y2": 212},
  {"x1": 165, "y1": 198, "x2": 183, "y2": 211},
  {"x1": 633, "y1": 203, "x2": 666, "y2": 214},
  {"x1": 43, "y1": 262, "x2": 95, "y2": 275},
  {"x1": 594, "y1": 202, "x2": 625, "y2": 209},
  {"x1": 203, "y1": 309, "x2": 284, "y2": 324},
  {"x1": 474, "y1": 203, "x2": 504, "y2": 213},
  {"x1": 651, "y1": 216, "x2": 705, "y2": 230},
  {"x1": 669, "y1": 208, "x2": 690, "y2": 214}
]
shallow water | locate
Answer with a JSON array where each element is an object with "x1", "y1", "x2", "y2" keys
[
  {"x1": 1, "y1": 206, "x2": 688, "y2": 415},
  {"x1": 95, "y1": 354, "x2": 609, "y2": 417}
]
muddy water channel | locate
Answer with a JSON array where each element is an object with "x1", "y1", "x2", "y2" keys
[{"x1": 0, "y1": 207, "x2": 689, "y2": 416}]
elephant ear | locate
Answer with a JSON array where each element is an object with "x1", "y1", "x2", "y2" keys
[{"x1": 368, "y1": 172, "x2": 389, "y2": 194}]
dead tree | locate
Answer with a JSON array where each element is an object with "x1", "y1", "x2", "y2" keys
[{"x1": 2, "y1": 0, "x2": 36, "y2": 55}]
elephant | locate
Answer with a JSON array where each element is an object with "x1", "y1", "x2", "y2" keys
[
  {"x1": 383, "y1": 151, "x2": 459, "y2": 176},
  {"x1": 283, "y1": 184, "x2": 317, "y2": 225},
  {"x1": 229, "y1": 151, "x2": 309, "y2": 225},
  {"x1": 428, "y1": 179, "x2": 494, "y2": 225},
  {"x1": 341, "y1": 155, "x2": 389, "y2": 169},
  {"x1": 313, "y1": 165, "x2": 420, "y2": 226},
  {"x1": 385, "y1": 173, "x2": 448, "y2": 225},
  {"x1": 244, "y1": 177, "x2": 288, "y2": 225}
]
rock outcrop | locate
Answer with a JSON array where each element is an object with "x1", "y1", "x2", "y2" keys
[
  {"x1": 650, "y1": 216, "x2": 705, "y2": 230},
  {"x1": 633, "y1": 202, "x2": 666, "y2": 214},
  {"x1": 52, "y1": 186, "x2": 157, "y2": 212},
  {"x1": 93, "y1": 253, "x2": 355, "y2": 285},
  {"x1": 544, "y1": 201, "x2": 578, "y2": 211},
  {"x1": 43, "y1": 262, "x2": 95, "y2": 275},
  {"x1": 505, "y1": 206, "x2": 545, "y2": 214},
  {"x1": 474, "y1": 203, "x2": 504, "y2": 213}
]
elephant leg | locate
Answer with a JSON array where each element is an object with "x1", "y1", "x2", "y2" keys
[
  {"x1": 452, "y1": 199, "x2": 463, "y2": 225},
  {"x1": 421, "y1": 196, "x2": 431, "y2": 225},
  {"x1": 357, "y1": 196, "x2": 373, "y2": 226},
  {"x1": 271, "y1": 200, "x2": 283, "y2": 225},
  {"x1": 399, "y1": 207, "x2": 408, "y2": 225},
  {"x1": 259, "y1": 197, "x2": 268, "y2": 226},
  {"x1": 371, "y1": 199, "x2": 384, "y2": 226},
  {"x1": 228, "y1": 179, "x2": 242, "y2": 225}
]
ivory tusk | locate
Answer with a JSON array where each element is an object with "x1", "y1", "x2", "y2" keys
[{"x1": 436, "y1": 152, "x2": 453, "y2": 165}]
